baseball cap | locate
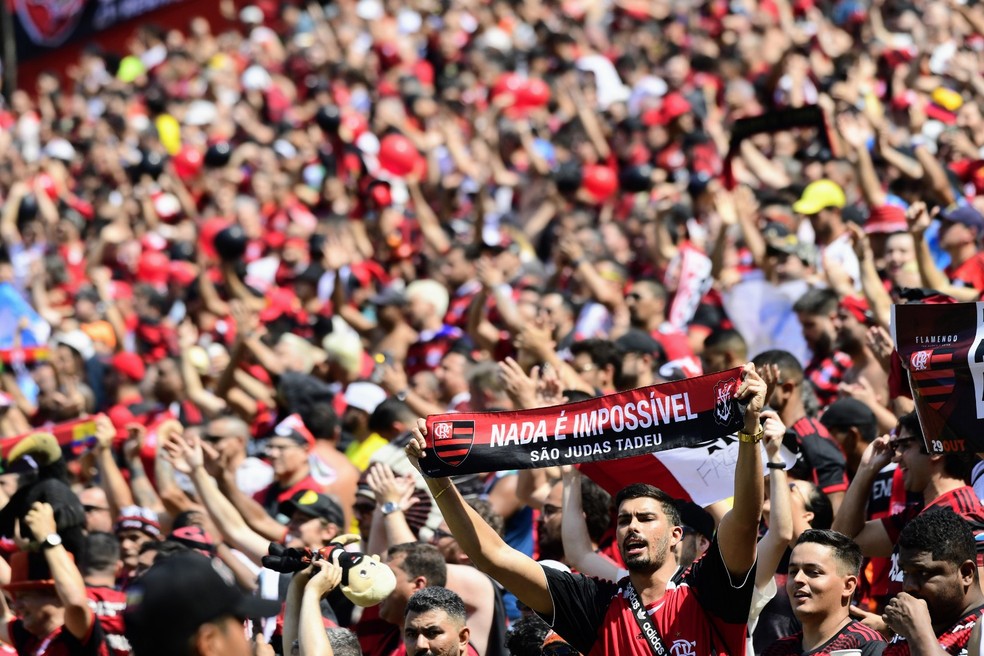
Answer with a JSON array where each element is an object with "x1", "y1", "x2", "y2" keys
[
  {"x1": 3, "y1": 551, "x2": 65, "y2": 592},
  {"x1": 792, "y1": 180, "x2": 847, "y2": 215},
  {"x1": 271, "y1": 414, "x2": 316, "y2": 448},
  {"x1": 115, "y1": 505, "x2": 162, "y2": 538},
  {"x1": 938, "y1": 205, "x2": 984, "y2": 233},
  {"x1": 865, "y1": 205, "x2": 908, "y2": 234},
  {"x1": 111, "y1": 352, "x2": 146, "y2": 383},
  {"x1": 344, "y1": 381, "x2": 387, "y2": 415},
  {"x1": 369, "y1": 286, "x2": 407, "y2": 307},
  {"x1": 279, "y1": 489, "x2": 345, "y2": 527},
  {"x1": 168, "y1": 525, "x2": 217, "y2": 556},
  {"x1": 52, "y1": 330, "x2": 95, "y2": 361},
  {"x1": 615, "y1": 329, "x2": 665, "y2": 361},
  {"x1": 839, "y1": 295, "x2": 875, "y2": 326},
  {"x1": 819, "y1": 398, "x2": 876, "y2": 432},
  {"x1": 125, "y1": 552, "x2": 280, "y2": 656},
  {"x1": 763, "y1": 223, "x2": 816, "y2": 264}
]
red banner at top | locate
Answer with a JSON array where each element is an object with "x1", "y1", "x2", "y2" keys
[{"x1": 421, "y1": 368, "x2": 747, "y2": 478}]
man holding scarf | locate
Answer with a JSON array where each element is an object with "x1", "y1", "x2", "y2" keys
[{"x1": 404, "y1": 363, "x2": 767, "y2": 656}]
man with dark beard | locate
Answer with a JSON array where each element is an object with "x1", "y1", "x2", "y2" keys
[
  {"x1": 793, "y1": 289, "x2": 851, "y2": 409},
  {"x1": 405, "y1": 363, "x2": 768, "y2": 656}
]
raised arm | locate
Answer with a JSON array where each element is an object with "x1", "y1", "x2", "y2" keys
[
  {"x1": 756, "y1": 411, "x2": 794, "y2": 590},
  {"x1": 405, "y1": 421, "x2": 554, "y2": 616},
  {"x1": 93, "y1": 415, "x2": 135, "y2": 518},
  {"x1": 161, "y1": 430, "x2": 270, "y2": 564},
  {"x1": 561, "y1": 467, "x2": 620, "y2": 581},
  {"x1": 299, "y1": 562, "x2": 341, "y2": 656},
  {"x1": 716, "y1": 363, "x2": 766, "y2": 576},
  {"x1": 25, "y1": 503, "x2": 94, "y2": 641},
  {"x1": 830, "y1": 435, "x2": 895, "y2": 557}
]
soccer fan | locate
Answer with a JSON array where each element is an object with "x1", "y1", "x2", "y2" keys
[
  {"x1": 402, "y1": 588, "x2": 478, "y2": 656},
  {"x1": 405, "y1": 363, "x2": 767, "y2": 655},
  {"x1": 763, "y1": 530, "x2": 886, "y2": 655},
  {"x1": 882, "y1": 509, "x2": 984, "y2": 655}
]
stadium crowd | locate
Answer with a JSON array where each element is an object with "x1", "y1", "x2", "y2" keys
[{"x1": 3, "y1": 0, "x2": 984, "y2": 653}]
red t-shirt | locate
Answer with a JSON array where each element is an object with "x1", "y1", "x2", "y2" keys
[
  {"x1": 883, "y1": 604, "x2": 984, "y2": 655},
  {"x1": 762, "y1": 619, "x2": 886, "y2": 655},
  {"x1": 538, "y1": 538, "x2": 752, "y2": 655},
  {"x1": 947, "y1": 252, "x2": 984, "y2": 292},
  {"x1": 882, "y1": 486, "x2": 984, "y2": 598},
  {"x1": 10, "y1": 617, "x2": 108, "y2": 656},
  {"x1": 85, "y1": 586, "x2": 129, "y2": 656}
]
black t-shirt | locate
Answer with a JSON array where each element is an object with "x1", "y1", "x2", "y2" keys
[
  {"x1": 785, "y1": 417, "x2": 849, "y2": 496},
  {"x1": 11, "y1": 617, "x2": 108, "y2": 656},
  {"x1": 762, "y1": 619, "x2": 886, "y2": 655},
  {"x1": 537, "y1": 537, "x2": 754, "y2": 655}
]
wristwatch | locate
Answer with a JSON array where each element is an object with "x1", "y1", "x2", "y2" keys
[
  {"x1": 381, "y1": 502, "x2": 402, "y2": 516},
  {"x1": 40, "y1": 533, "x2": 62, "y2": 550},
  {"x1": 395, "y1": 389, "x2": 409, "y2": 402}
]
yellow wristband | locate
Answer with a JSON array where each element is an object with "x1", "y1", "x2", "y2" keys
[
  {"x1": 737, "y1": 428, "x2": 764, "y2": 443},
  {"x1": 432, "y1": 482, "x2": 453, "y2": 500}
]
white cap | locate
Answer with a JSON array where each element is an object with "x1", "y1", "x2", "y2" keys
[
  {"x1": 43, "y1": 138, "x2": 76, "y2": 162},
  {"x1": 184, "y1": 100, "x2": 217, "y2": 127},
  {"x1": 52, "y1": 330, "x2": 95, "y2": 361},
  {"x1": 241, "y1": 65, "x2": 272, "y2": 91},
  {"x1": 344, "y1": 382, "x2": 388, "y2": 415}
]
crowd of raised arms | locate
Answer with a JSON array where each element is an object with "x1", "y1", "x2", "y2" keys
[{"x1": 3, "y1": 0, "x2": 984, "y2": 654}]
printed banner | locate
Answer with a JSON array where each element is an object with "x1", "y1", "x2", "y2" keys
[
  {"x1": 10, "y1": 0, "x2": 192, "y2": 60},
  {"x1": 891, "y1": 301, "x2": 984, "y2": 453},
  {"x1": 421, "y1": 368, "x2": 747, "y2": 477},
  {"x1": 0, "y1": 417, "x2": 98, "y2": 461}
]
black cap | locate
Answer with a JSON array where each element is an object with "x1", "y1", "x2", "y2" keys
[
  {"x1": 369, "y1": 286, "x2": 407, "y2": 307},
  {"x1": 819, "y1": 398, "x2": 876, "y2": 430},
  {"x1": 125, "y1": 552, "x2": 280, "y2": 656},
  {"x1": 676, "y1": 501, "x2": 715, "y2": 540},
  {"x1": 278, "y1": 489, "x2": 345, "y2": 527},
  {"x1": 615, "y1": 329, "x2": 665, "y2": 361}
]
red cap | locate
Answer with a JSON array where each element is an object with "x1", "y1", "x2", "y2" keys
[
  {"x1": 137, "y1": 251, "x2": 170, "y2": 289},
  {"x1": 168, "y1": 261, "x2": 198, "y2": 287},
  {"x1": 259, "y1": 287, "x2": 298, "y2": 322},
  {"x1": 840, "y1": 295, "x2": 874, "y2": 325},
  {"x1": 865, "y1": 205, "x2": 908, "y2": 234},
  {"x1": 272, "y1": 413, "x2": 315, "y2": 448},
  {"x1": 112, "y1": 352, "x2": 147, "y2": 382},
  {"x1": 199, "y1": 218, "x2": 232, "y2": 260}
]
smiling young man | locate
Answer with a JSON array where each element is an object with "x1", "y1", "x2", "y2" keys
[
  {"x1": 763, "y1": 530, "x2": 886, "y2": 655},
  {"x1": 405, "y1": 363, "x2": 768, "y2": 655},
  {"x1": 402, "y1": 587, "x2": 477, "y2": 656},
  {"x1": 831, "y1": 413, "x2": 984, "y2": 600},
  {"x1": 882, "y1": 509, "x2": 984, "y2": 655}
]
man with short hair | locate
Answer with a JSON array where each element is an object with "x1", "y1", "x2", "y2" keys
[
  {"x1": 79, "y1": 487, "x2": 114, "y2": 534},
  {"x1": 882, "y1": 509, "x2": 984, "y2": 655},
  {"x1": 124, "y1": 551, "x2": 279, "y2": 656},
  {"x1": 403, "y1": 588, "x2": 478, "y2": 656},
  {"x1": 82, "y1": 532, "x2": 129, "y2": 656},
  {"x1": 200, "y1": 415, "x2": 273, "y2": 497},
  {"x1": 702, "y1": 328, "x2": 748, "y2": 374},
  {"x1": 793, "y1": 289, "x2": 852, "y2": 408},
  {"x1": 406, "y1": 363, "x2": 768, "y2": 655},
  {"x1": 763, "y1": 530, "x2": 886, "y2": 655},
  {"x1": 832, "y1": 412, "x2": 984, "y2": 602},
  {"x1": 569, "y1": 339, "x2": 621, "y2": 395},
  {"x1": 624, "y1": 280, "x2": 693, "y2": 362},
  {"x1": 752, "y1": 350, "x2": 849, "y2": 514}
]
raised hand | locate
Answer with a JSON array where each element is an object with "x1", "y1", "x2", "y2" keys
[{"x1": 405, "y1": 418, "x2": 429, "y2": 475}]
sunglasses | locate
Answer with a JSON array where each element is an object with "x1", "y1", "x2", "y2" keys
[{"x1": 83, "y1": 505, "x2": 110, "y2": 513}]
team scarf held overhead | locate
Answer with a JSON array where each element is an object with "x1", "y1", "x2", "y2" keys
[{"x1": 421, "y1": 368, "x2": 748, "y2": 478}]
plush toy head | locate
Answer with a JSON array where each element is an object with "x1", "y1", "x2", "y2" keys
[
  {"x1": 8, "y1": 433, "x2": 61, "y2": 467},
  {"x1": 262, "y1": 534, "x2": 395, "y2": 607}
]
